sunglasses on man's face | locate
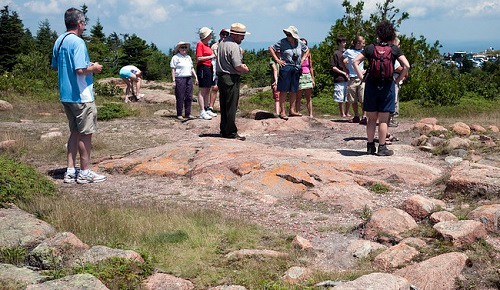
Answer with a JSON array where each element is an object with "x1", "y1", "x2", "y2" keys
[
  {"x1": 285, "y1": 33, "x2": 292, "y2": 37},
  {"x1": 180, "y1": 46, "x2": 188, "y2": 49}
]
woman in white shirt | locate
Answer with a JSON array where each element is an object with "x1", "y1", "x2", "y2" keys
[{"x1": 170, "y1": 41, "x2": 199, "y2": 119}]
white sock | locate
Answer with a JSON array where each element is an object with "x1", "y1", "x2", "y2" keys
[
  {"x1": 66, "y1": 167, "x2": 76, "y2": 174},
  {"x1": 80, "y1": 169, "x2": 90, "y2": 176}
]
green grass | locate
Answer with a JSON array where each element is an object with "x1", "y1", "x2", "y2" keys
[
  {"x1": 369, "y1": 183, "x2": 390, "y2": 194},
  {"x1": 21, "y1": 194, "x2": 301, "y2": 289},
  {"x1": 0, "y1": 156, "x2": 56, "y2": 207},
  {"x1": 400, "y1": 96, "x2": 500, "y2": 124}
]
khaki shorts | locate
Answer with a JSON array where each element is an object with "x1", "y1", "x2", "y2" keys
[
  {"x1": 347, "y1": 78, "x2": 365, "y2": 103},
  {"x1": 63, "y1": 102, "x2": 97, "y2": 135}
]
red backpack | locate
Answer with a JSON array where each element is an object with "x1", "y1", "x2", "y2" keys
[{"x1": 368, "y1": 44, "x2": 394, "y2": 84}]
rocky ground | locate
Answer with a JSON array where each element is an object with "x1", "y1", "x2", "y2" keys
[{"x1": 1, "y1": 79, "x2": 499, "y2": 288}]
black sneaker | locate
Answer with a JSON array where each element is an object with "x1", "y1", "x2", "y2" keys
[
  {"x1": 377, "y1": 144, "x2": 394, "y2": 156},
  {"x1": 367, "y1": 142, "x2": 376, "y2": 155}
]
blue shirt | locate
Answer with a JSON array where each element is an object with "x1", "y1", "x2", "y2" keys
[
  {"x1": 272, "y1": 38, "x2": 308, "y2": 68},
  {"x1": 343, "y1": 48, "x2": 364, "y2": 77},
  {"x1": 51, "y1": 33, "x2": 94, "y2": 103}
]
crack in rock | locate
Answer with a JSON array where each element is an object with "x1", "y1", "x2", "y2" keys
[{"x1": 276, "y1": 173, "x2": 315, "y2": 188}]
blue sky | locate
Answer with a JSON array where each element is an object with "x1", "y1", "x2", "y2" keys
[{"x1": 4, "y1": 0, "x2": 500, "y2": 54}]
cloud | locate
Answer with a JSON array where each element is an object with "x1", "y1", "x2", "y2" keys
[
  {"x1": 458, "y1": 1, "x2": 498, "y2": 16},
  {"x1": 23, "y1": 0, "x2": 61, "y2": 14},
  {"x1": 284, "y1": 0, "x2": 301, "y2": 12},
  {"x1": 358, "y1": 0, "x2": 499, "y2": 19},
  {"x1": 118, "y1": 0, "x2": 171, "y2": 29}
]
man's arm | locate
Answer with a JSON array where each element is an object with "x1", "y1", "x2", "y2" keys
[
  {"x1": 235, "y1": 64, "x2": 249, "y2": 74},
  {"x1": 76, "y1": 62, "x2": 103, "y2": 75}
]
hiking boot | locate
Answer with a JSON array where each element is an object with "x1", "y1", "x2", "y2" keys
[
  {"x1": 377, "y1": 144, "x2": 394, "y2": 156},
  {"x1": 77, "y1": 170, "x2": 106, "y2": 184},
  {"x1": 199, "y1": 111, "x2": 212, "y2": 120},
  {"x1": 63, "y1": 172, "x2": 77, "y2": 183},
  {"x1": 349, "y1": 116, "x2": 360, "y2": 123},
  {"x1": 367, "y1": 142, "x2": 376, "y2": 155},
  {"x1": 359, "y1": 117, "x2": 367, "y2": 125},
  {"x1": 177, "y1": 116, "x2": 184, "y2": 120}
]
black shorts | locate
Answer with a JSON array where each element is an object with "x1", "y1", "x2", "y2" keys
[
  {"x1": 363, "y1": 81, "x2": 395, "y2": 113},
  {"x1": 196, "y1": 64, "x2": 213, "y2": 88}
]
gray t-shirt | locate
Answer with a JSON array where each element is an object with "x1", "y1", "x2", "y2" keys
[
  {"x1": 216, "y1": 36, "x2": 244, "y2": 75},
  {"x1": 272, "y1": 38, "x2": 308, "y2": 68}
]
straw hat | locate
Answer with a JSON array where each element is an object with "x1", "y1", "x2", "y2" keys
[
  {"x1": 199, "y1": 27, "x2": 213, "y2": 40},
  {"x1": 174, "y1": 41, "x2": 190, "y2": 54},
  {"x1": 229, "y1": 23, "x2": 250, "y2": 35},
  {"x1": 283, "y1": 26, "x2": 300, "y2": 40}
]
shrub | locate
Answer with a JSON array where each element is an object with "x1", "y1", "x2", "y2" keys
[
  {"x1": 0, "y1": 247, "x2": 27, "y2": 266},
  {"x1": 71, "y1": 257, "x2": 154, "y2": 289},
  {"x1": 97, "y1": 103, "x2": 137, "y2": 121},
  {"x1": 401, "y1": 64, "x2": 464, "y2": 106},
  {"x1": 0, "y1": 156, "x2": 56, "y2": 207},
  {"x1": 94, "y1": 82, "x2": 123, "y2": 98}
]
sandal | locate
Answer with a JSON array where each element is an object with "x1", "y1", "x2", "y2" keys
[
  {"x1": 279, "y1": 114, "x2": 289, "y2": 120},
  {"x1": 386, "y1": 133, "x2": 400, "y2": 142}
]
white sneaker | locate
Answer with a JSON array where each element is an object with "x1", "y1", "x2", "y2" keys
[
  {"x1": 77, "y1": 170, "x2": 106, "y2": 184},
  {"x1": 206, "y1": 109, "x2": 217, "y2": 117},
  {"x1": 63, "y1": 172, "x2": 77, "y2": 183},
  {"x1": 199, "y1": 111, "x2": 212, "y2": 120}
]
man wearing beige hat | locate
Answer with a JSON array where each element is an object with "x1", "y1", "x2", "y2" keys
[{"x1": 215, "y1": 23, "x2": 250, "y2": 141}]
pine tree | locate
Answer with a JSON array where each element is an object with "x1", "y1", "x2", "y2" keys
[
  {"x1": 119, "y1": 34, "x2": 151, "y2": 74},
  {"x1": 36, "y1": 19, "x2": 58, "y2": 65},
  {"x1": 0, "y1": 6, "x2": 26, "y2": 71}
]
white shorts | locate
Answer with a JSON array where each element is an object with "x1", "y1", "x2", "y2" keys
[{"x1": 333, "y1": 82, "x2": 347, "y2": 103}]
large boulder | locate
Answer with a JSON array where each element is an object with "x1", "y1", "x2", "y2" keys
[
  {"x1": 99, "y1": 137, "x2": 442, "y2": 213},
  {"x1": 0, "y1": 263, "x2": 48, "y2": 289},
  {"x1": 467, "y1": 204, "x2": 500, "y2": 233},
  {"x1": 333, "y1": 272, "x2": 411, "y2": 290},
  {"x1": 26, "y1": 273, "x2": 108, "y2": 290},
  {"x1": 142, "y1": 273, "x2": 194, "y2": 290},
  {"x1": 0, "y1": 205, "x2": 56, "y2": 249},
  {"x1": 363, "y1": 207, "x2": 418, "y2": 242},
  {"x1": 0, "y1": 100, "x2": 13, "y2": 111},
  {"x1": 433, "y1": 220, "x2": 487, "y2": 247},
  {"x1": 395, "y1": 252, "x2": 468, "y2": 290},
  {"x1": 446, "y1": 161, "x2": 500, "y2": 196},
  {"x1": 28, "y1": 232, "x2": 89, "y2": 269}
]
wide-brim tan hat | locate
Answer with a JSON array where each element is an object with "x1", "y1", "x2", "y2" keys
[
  {"x1": 199, "y1": 27, "x2": 213, "y2": 40},
  {"x1": 230, "y1": 23, "x2": 250, "y2": 35},
  {"x1": 174, "y1": 41, "x2": 190, "y2": 53},
  {"x1": 283, "y1": 26, "x2": 300, "y2": 40}
]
